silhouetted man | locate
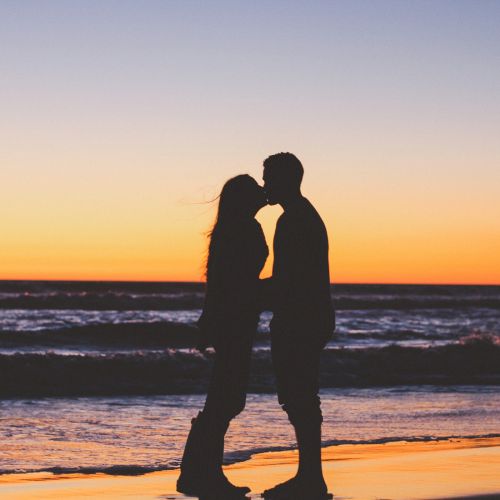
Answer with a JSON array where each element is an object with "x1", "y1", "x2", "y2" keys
[{"x1": 262, "y1": 153, "x2": 335, "y2": 500}]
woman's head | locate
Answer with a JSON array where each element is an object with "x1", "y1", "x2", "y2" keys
[
  {"x1": 215, "y1": 174, "x2": 266, "y2": 223},
  {"x1": 206, "y1": 175, "x2": 266, "y2": 276}
]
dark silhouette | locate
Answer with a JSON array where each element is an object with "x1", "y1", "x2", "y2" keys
[
  {"x1": 177, "y1": 175, "x2": 268, "y2": 499},
  {"x1": 261, "y1": 153, "x2": 335, "y2": 500}
]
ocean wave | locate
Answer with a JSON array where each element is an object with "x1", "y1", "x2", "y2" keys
[
  {"x1": 1, "y1": 335, "x2": 498, "y2": 397},
  {"x1": 2, "y1": 432, "x2": 499, "y2": 476},
  {"x1": 334, "y1": 297, "x2": 500, "y2": 310},
  {"x1": 0, "y1": 321, "x2": 274, "y2": 350},
  {"x1": 0, "y1": 323, "x2": 450, "y2": 350},
  {"x1": 1, "y1": 294, "x2": 498, "y2": 311},
  {"x1": 1, "y1": 282, "x2": 499, "y2": 310},
  {"x1": 0, "y1": 464, "x2": 169, "y2": 476},
  {"x1": 0, "y1": 322, "x2": 201, "y2": 349},
  {"x1": 0, "y1": 291, "x2": 205, "y2": 311}
]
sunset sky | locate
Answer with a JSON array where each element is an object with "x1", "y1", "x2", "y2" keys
[{"x1": 2, "y1": 1, "x2": 499, "y2": 284}]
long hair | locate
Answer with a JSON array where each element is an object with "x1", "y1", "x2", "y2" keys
[{"x1": 205, "y1": 174, "x2": 256, "y2": 278}]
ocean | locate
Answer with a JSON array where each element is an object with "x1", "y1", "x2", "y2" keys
[{"x1": 0, "y1": 281, "x2": 499, "y2": 475}]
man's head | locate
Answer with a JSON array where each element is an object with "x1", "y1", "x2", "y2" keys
[{"x1": 262, "y1": 152, "x2": 304, "y2": 205}]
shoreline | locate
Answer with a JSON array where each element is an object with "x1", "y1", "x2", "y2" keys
[
  {"x1": 1, "y1": 437, "x2": 499, "y2": 499},
  {"x1": 2, "y1": 432, "x2": 500, "y2": 478}
]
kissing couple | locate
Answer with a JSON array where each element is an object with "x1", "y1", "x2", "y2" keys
[{"x1": 177, "y1": 153, "x2": 335, "y2": 500}]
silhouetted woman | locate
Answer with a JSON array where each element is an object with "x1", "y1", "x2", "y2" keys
[{"x1": 177, "y1": 175, "x2": 268, "y2": 499}]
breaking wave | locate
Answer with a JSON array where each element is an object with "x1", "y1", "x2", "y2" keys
[{"x1": 1, "y1": 334, "x2": 498, "y2": 397}]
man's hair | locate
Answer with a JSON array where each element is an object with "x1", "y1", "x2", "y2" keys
[{"x1": 263, "y1": 152, "x2": 304, "y2": 186}]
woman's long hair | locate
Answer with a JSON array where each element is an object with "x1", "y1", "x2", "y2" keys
[{"x1": 205, "y1": 174, "x2": 256, "y2": 278}]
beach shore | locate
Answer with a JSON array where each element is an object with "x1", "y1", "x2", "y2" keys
[{"x1": 1, "y1": 437, "x2": 499, "y2": 499}]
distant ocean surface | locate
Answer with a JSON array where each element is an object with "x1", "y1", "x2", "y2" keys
[
  {"x1": 1, "y1": 281, "x2": 499, "y2": 395},
  {"x1": 1, "y1": 281, "x2": 499, "y2": 475}
]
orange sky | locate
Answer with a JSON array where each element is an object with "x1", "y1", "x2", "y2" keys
[
  {"x1": 2, "y1": 151, "x2": 499, "y2": 284},
  {"x1": 1, "y1": 2, "x2": 499, "y2": 284}
]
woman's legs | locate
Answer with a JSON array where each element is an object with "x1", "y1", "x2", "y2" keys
[{"x1": 177, "y1": 330, "x2": 253, "y2": 496}]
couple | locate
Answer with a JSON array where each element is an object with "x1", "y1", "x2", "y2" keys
[{"x1": 177, "y1": 153, "x2": 335, "y2": 500}]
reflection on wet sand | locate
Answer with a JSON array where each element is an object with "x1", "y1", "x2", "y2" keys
[{"x1": 1, "y1": 437, "x2": 499, "y2": 499}]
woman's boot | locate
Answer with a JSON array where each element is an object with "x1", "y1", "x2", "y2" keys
[
  {"x1": 176, "y1": 412, "x2": 250, "y2": 497},
  {"x1": 205, "y1": 420, "x2": 250, "y2": 496},
  {"x1": 176, "y1": 411, "x2": 206, "y2": 495}
]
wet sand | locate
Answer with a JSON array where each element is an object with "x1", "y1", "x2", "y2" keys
[{"x1": 0, "y1": 437, "x2": 499, "y2": 499}]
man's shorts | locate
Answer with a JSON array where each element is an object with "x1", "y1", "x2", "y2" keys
[{"x1": 270, "y1": 326, "x2": 323, "y2": 422}]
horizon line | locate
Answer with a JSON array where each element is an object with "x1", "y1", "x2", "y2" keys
[{"x1": 0, "y1": 279, "x2": 498, "y2": 287}]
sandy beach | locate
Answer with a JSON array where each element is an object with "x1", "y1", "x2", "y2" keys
[{"x1": 1, "y1": 437, "x2": 499, "y2": 500}]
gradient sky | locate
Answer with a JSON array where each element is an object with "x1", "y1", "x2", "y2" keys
[{"x1": 1, "y1": 0, "x2": 499, "y2": 284}]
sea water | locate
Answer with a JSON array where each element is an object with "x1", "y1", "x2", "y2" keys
[{"x1": 0, "y1": 281, "x2": 499, "y2": 475}]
